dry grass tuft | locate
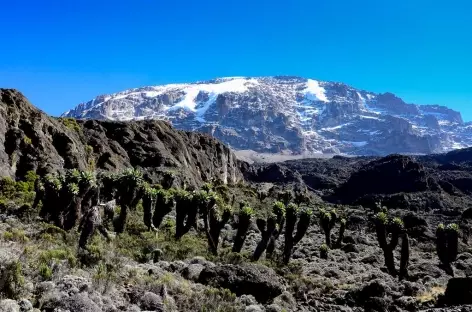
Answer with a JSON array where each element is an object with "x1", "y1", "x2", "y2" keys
[{"x1": 417, "y1": 286, "x2": 445, "y2": 304}]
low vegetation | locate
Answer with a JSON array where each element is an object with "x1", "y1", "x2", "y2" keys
[{"x1": 0, "y1": 166, "x2": 467, "y2": 311}]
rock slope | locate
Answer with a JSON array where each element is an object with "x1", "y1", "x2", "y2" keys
[
  {"x1": 0, "y1": 89, "x2": 243, "y2": 186},
  {"x1": 63, "y1": 76, "x2": 472, "y2": 156},
  {"x1": 243, "y1": 149, "x2": 472, "y2": 215}
]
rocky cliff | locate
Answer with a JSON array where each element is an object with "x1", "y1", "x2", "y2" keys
[
  {"x1": 0, "y1": 89, "x2": 243, "y2": 186},
  {"x1": 63, "y1": 76, "x2": 472, "y2": 156}
]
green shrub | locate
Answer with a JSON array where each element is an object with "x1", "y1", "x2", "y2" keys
[
  {"x1": 119, "y1": 224, "x2": 207, "y2": 262},
  {"x1": 80, "y1": 239, "x2": 105, "y2": 266},
  {"x1": 0, "y1": 177, "x2": 16, "y2": 198},
  {"x1": 159, "y1": 233, "x2": 210, "y2": 261},
  {"x1": 39, "y1": 248, "x2": 77, "y2": 268},
  {"x1": 177, "y1": 286, "x2": 243, "y2": 312},
  {"x1": 2, "y1": 228, "x2": 29, "y2": 243},
  {"x1": 39, "y1": 263, "x2": 53, "y2": 281},
  {"x1": 23, "y1": 136, "x2": 32, "y2": 145},
  {"x1": 59, "y1": 118, "x2": 82, "y2": 133},
  {"x1": 0, "y1": 172, "x2": 38, "y2": 207},
  {"x1": 0, "y1": 261, "x2": 25, "y2": 299},
  {"x1": 92, "y1": 259, "x2": 121, "y2": 294}
]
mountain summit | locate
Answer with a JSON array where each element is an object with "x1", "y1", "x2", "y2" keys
[{"x1": 63, "y1": 76, "x2": 472, "y2": 155}]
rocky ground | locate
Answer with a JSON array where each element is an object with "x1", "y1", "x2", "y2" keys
[
  {"x1": 1, "y1": 89, "x2": 472, "y2": 311},
  {"x1": 0, "y1": 200, "x2": 471, "y2": 312}
]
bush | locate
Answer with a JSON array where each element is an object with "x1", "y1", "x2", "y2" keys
[
  {"x1": 115, "y1": 231, "x2": 158, "y2": 263},
  {"x1": 92, "y1": 259, "x2": 121, "y2": 294},
  {"x1": 115, "y1": 227, "x2": 209, "y2": 263},
  {"x1": 2, "y1": 228, "x2": 29, "y2": 243},
  {"x1": 39, "y1": 248, "x2": 77, "y2": 268},
  {"x1": 177, "y1": 286, "x2": 243, "y2": 312},
  {"x1": 0, "y1": 261, "x2": 25, "y2": 299},
  {"x1": 23, "y1": 136, "x2": 32, "y2": 145},
  {"x1": 59, "y1": 118, "x2": 82, "y2": 133},
  {"x1": 39, "y1": 263, "x2": 53, "y2": 281},
  {"x1": 158, "y1": 232, "x2": 209, "y2": 261},
  {"x1": 79, "y1": 236, "x2": 106, "y2": 266},
  {"x1": 0, "y1": 171, "x2": 38, "y2": 207}
]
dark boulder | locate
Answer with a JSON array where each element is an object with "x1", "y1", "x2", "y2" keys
[
  {"x1": 439, "y1": 277, "x2": 472, "y2": 306},
  {"x1": 197, "y1": 264, "x2": 284, "y2": 303},
  {"x1": 346, "y1": 280, "x2": 388, "y2": 308}
]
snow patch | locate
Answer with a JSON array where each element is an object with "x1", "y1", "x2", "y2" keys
[
  {"x1": 357, "y1": 92, "x2": 364, "y2": 102},
  {"x1": 167, "y1": 78, "x2": 259, "y2": 120},
  {"x1": 321, "y1": 123, "x2": 351, "y2": 131},
  {"x1": 304, "y1": 79, "x2": 329, "y2": 102},
  {"x1": 360, "y1": 115, "x2": 381, "y2": 120},
  {"x1": 343, "y1": 141, "x2": 368, "y2": 147}
]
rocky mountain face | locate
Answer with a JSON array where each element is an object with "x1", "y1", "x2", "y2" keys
[
  {"x1": 0, "y1": 88, "x2": 243, "y2": 186},
  {"x1": 63, "y1": 76, "x2": 472, "y2": 156}
]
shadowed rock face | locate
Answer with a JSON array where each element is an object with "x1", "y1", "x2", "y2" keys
[
  {"x1": 0, "y1": 89, "x2": 243, "y2": 186},
  {"x1": 336, "y1": 155, "x2": 429, "y2": 201},
  {"x1": 243, "y1": 150, "x2": 472, "y2": 213}
]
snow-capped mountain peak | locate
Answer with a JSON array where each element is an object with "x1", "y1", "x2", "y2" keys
[{"x1": 62, "y1": 76, "x2": 471, "y2": 156}]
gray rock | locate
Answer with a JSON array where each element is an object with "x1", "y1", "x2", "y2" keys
[
  {"x1": 126, "y1": 305, "x2": 141, "y2": 312},
  {"x1": 273, "y1": 291, "x2": 296, "y2": 309},
  {"x1": 50, "y1": 293, "x2": 101, "y2": 312},
  {"x1": 157, "y1": 261, "x2": 171, "y2": 271},
  {"x1": 245, "y1": 305, "x2": 265, "y2": 312},
  {"x1": 342, "y1": 243, "x2": 359, "y2": 253},
  {"x1": 0, "y1": 300, "x2": 20, "y2": 312},
  {"x1": 189, "y1": 256, "x2": 207, "y2": 265},
  {"x1": 139, "y1": 292, "x2": 163, "y2": 311},
  {"x1": 169, "y1": 261, "x2": 186, "y2": 273},
  {"x1": 17, "y1": 299, "x2": 32, "y2": 312},
  {"x1": 36, "y1": 281, "x2": 55, "y2": 295},
  {"x1": 238, "y1": 295, "x2": 258, "y2": 306},
  {"x1": 265, "y1": 304, "x2": 283, "y2": 312},
  {"x1": 181, "y1": 264, "x2": 204, "y2": 282},
  {"x1": 198, "y1": 263, "x2": 284, "y2": 303}
]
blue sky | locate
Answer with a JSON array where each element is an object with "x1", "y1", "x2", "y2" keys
[{"x1": 1, "y1": 0, "x2": 471, "y2": 119}]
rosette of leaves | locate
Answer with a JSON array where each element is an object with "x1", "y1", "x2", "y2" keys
[
  {"x1": 283, "y1": 204, "x2": 312, "y2": 264},
  {"x1": 152, "y1": 189, "x2": 175, "y2": 229},
  {"x1": 253, "y1": 201, "x2": 286, "y2": 261},
  {"x1": 174, "y1": 189, "x2": 197, "y2": 239},
  {"x1": 142, "y1": 184, "x2": 159, "y2": 231},
  {"x1": 436, "y1": 223, "x2": 459, "y2": 276},
  {"x1": 374, "y1": 212, "x2": 408, "y2": 277},
  {"x1": 204, "y1": 203, "x2": 232, "y2": 255},
  {"x1": 114, "y1": 168, "x2": 144, "y2": 233},
  {"x1": 232, "y1": 204, "x2": 254, "y2": 253}
]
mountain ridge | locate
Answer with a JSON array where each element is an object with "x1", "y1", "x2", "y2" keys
[
  {"x1": 62, "y1": 76, "x2": 472, "y2": 156},
  {"x1": 0, "y1": 88, "x2": 243, "y2": 185}
]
